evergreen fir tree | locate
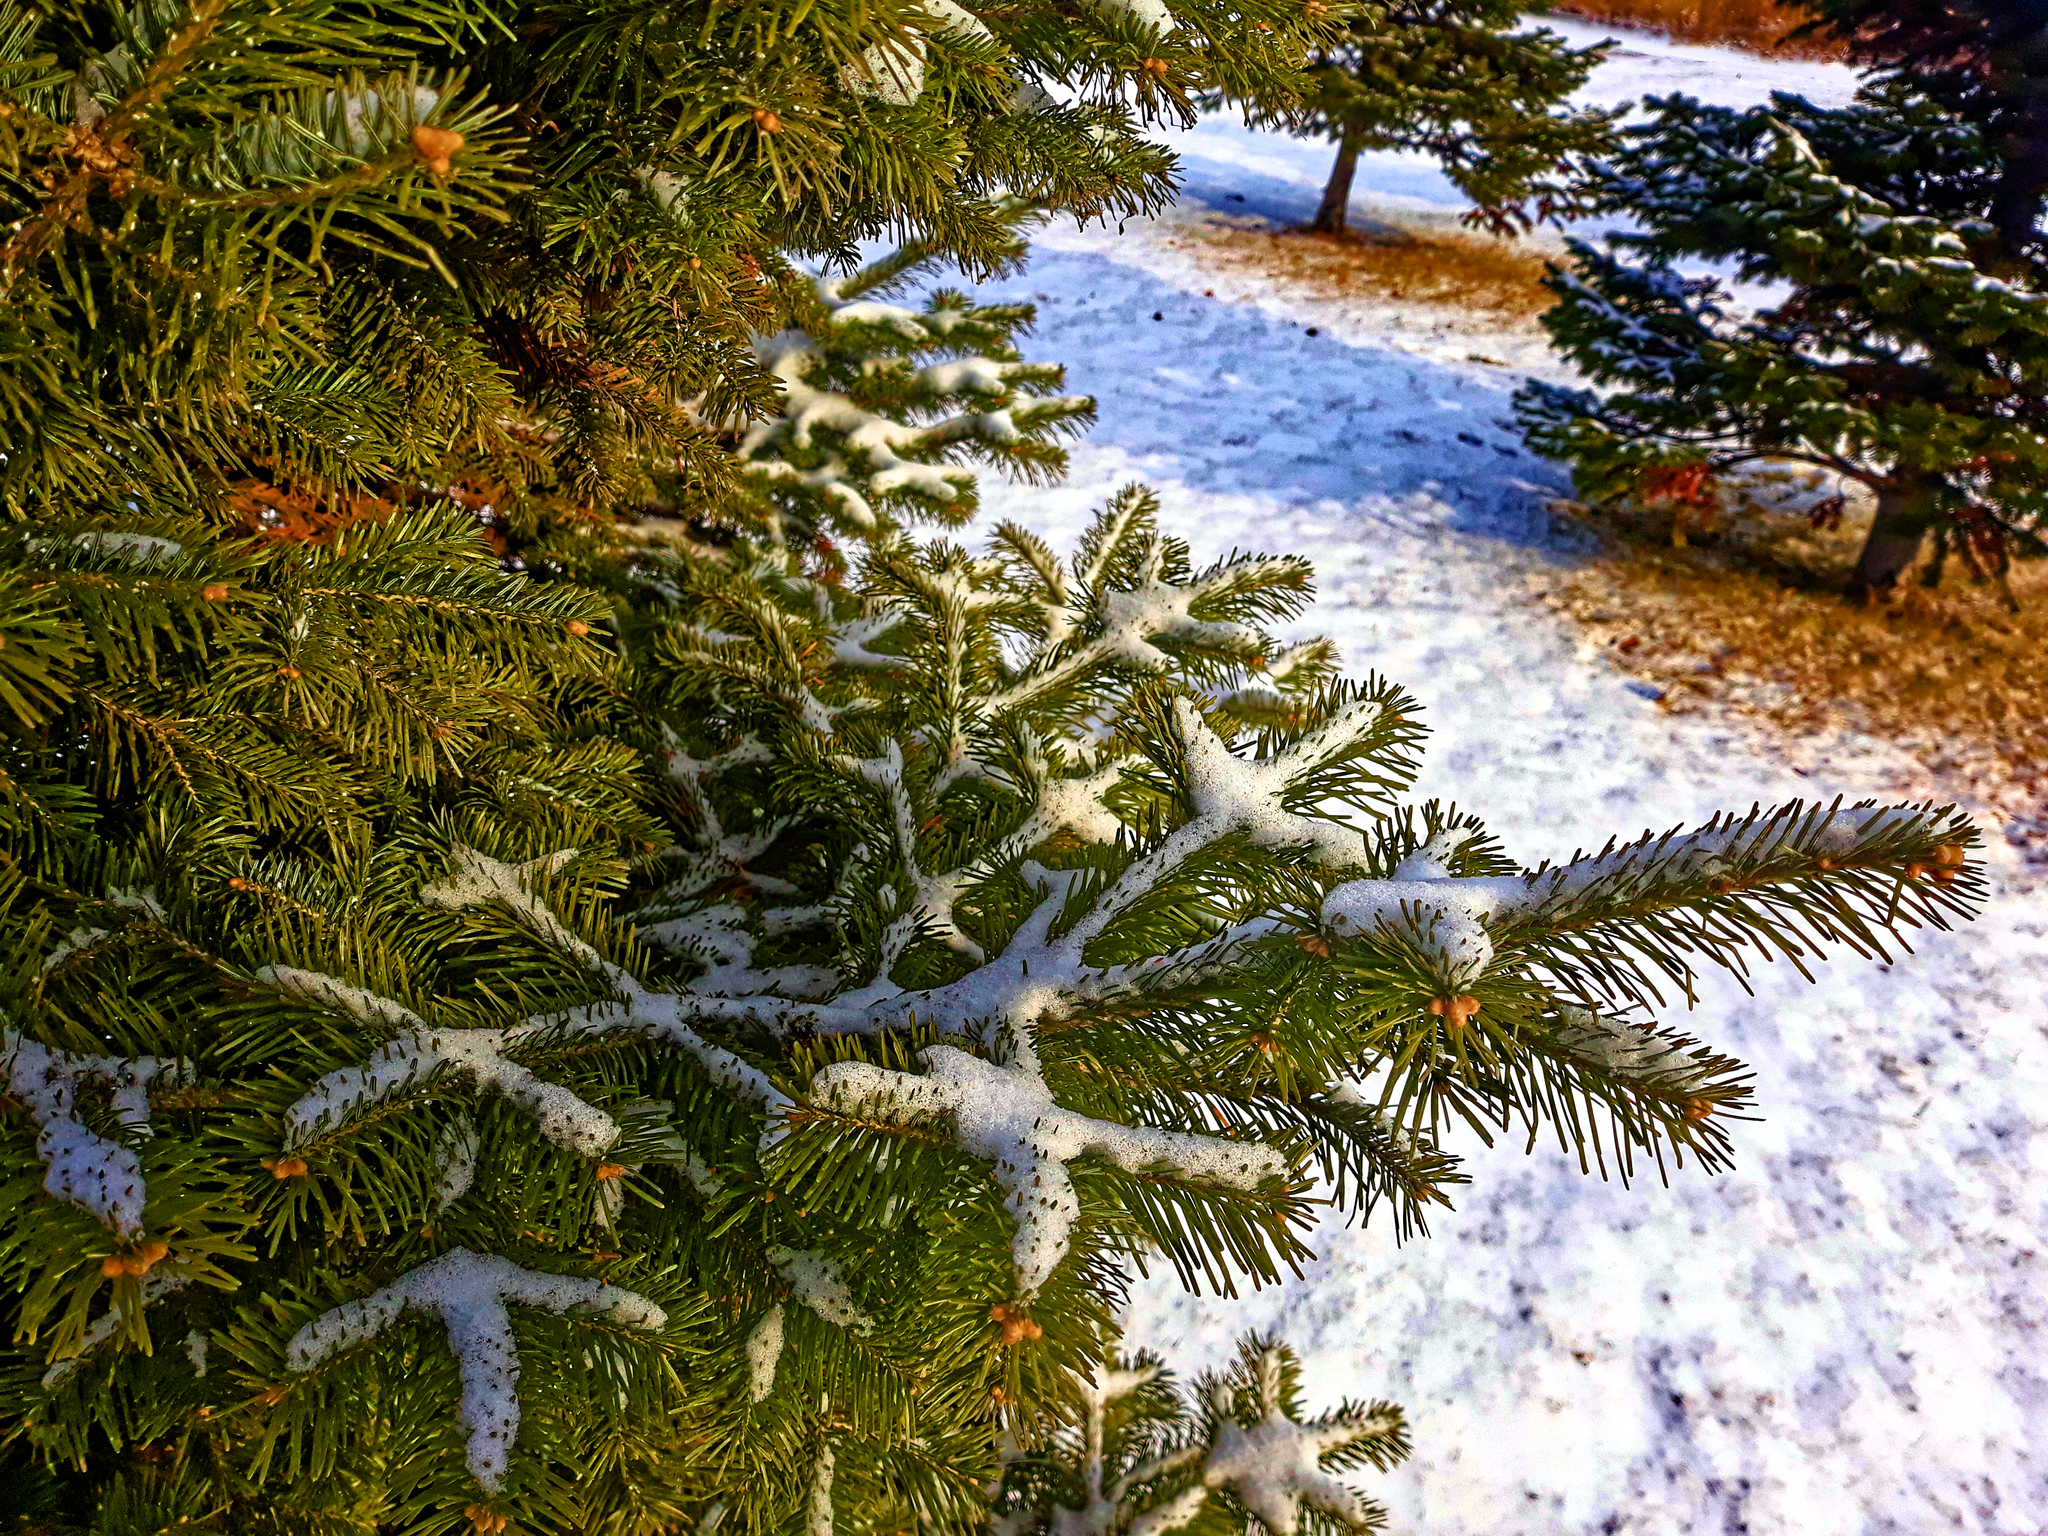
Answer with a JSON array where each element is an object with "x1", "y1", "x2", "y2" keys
[
  {"x1": 1800, "y1": 1, "x2": 2048, "y2": 262},
  {"x1": 994, "y1": 1336, "x2": 1409, "y2": 1536},
  {"x1": 1237, "y1": 2, "x2": 1616, "y2": 237},
  {"x1": 1516, "y1": 83, "x2": 2048, "y2": 602},
  {"x1": 0, "y1": 11, "x2": 2002, "y2": 1520}
]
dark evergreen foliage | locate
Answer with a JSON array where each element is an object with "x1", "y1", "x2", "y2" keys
[
  {"x1": 1801, "y1": 0, "x2": 2048, "y2": 259},
  {"x1": 1236, "y1": 0, "x2": 1615, "y2": 236},
  {"x1": 1518, "y1": 81, "x2": 2048, "y2": 601}
]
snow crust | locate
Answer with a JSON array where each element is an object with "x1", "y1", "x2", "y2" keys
[
  {"x1": 1201, "y1": 1349, "x2": 1401, "y2": 1536},
  {"x1": 273, "y1": 846, "x2": 793, "y2": 1164},
  {"x1": 286, "y1": 1247, "x2": 665, "y2": 1492},
  {"x1": 1, "y1": 1029, "x2": 183, "y2": 1237},
  {"x1": 768, "y1": 1246, "x2": 875, "y2": 1334},
  {"x1": 1317, "y1": 802, "x2": 1932, "y2": 987},
  {"x1": 745, "y1": 1304, "x2": 785, "y2": 1400},
  {"x1": 806, "y1": 1442, "x2": 837, "y2": 1536}
]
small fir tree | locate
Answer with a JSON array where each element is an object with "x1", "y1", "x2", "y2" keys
[
  {"x1": 1517, "y1": 85, "x2": 2048, "y2": 602},
  {"x1": 1238, "y1": 1, "x2": 1616, "y2": 237},
  {"x1": 995, "y1": 1337, "x2": 1410, "y2": 1536}
]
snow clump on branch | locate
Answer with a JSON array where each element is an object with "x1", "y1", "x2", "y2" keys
[
  {"x1": 2, "y1": 1029, "x2": 185, "y2": 1238},
  {"x1": 808, "y1": 1046, "x2": 1286, "y2": 1297},
  {"x1": 287, "y1": 1248, "x2": 665, "y2": 1492}
]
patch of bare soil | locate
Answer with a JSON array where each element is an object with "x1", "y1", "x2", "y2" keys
[
  {"x1": 1530, "y1": 495, "x2": 2048, "y2": 863},
  {"x1": 1166, "y1": 223, "x2": 1555, "y2": 322}
]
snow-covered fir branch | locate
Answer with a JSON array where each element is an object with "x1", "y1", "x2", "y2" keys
[
  {"x1": 810, "y1": 1046, "x2": 1286, "y2": 1297},
  {"x1": 695, "y1": 237, "x2": 1093, "y2": 539},
  {"x1": 287, "y1": 1248, "x2": 666, "y2": 1492},
  {"x1": 274, "y1": 847, "x2": 793, "y2": 1174},
  {"x1": 1317, "y1": 800, "x2": 1973, "y2": 989},
  {"x1": 2, "y1": 1028, "x2": 185, "y2": 1238},
  {"x1": 1003, "y1": 1339, "x2": 1408, "y2": 1536}
]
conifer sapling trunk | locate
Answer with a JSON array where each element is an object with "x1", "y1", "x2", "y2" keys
[{"x1": 1313, "y1": 131, "x2": 1366, "y2": 236}]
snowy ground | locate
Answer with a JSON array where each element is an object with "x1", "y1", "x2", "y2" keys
[{"x1": 951, "y1": 22, "x2": 2045, "y2": 1536}]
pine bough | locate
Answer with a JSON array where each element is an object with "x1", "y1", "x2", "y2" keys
[{"x1": 2, "y1": 320, "x2": 1986, "y2": 1536}]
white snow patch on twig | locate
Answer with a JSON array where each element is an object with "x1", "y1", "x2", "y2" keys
[{"x1": 287, "y1": 1248, "x2": 665, "y2": 1493}]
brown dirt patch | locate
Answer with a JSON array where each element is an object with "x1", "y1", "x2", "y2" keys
[
  {"x1": 1164, "y1": 223, "x2": 1554, "y2": 322},
  {"x1": 1529, "y1": 495, "x2": 2048, "y2": 862},
  {"x1": 1543, "y1": 0, "x2": 1841, "y2": 58}
]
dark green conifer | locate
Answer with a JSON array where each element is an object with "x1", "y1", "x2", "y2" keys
[
  {"x1": 0, "y1": 0, "x2": 1339, "y2": 528},
  {"x1": 0, "y1": 4, "x2": 1999, "y2": 1530},
  {"x1": 1517, "y1": 82, "x2": 2048, "y2": 600},
  {"x1": 1245, "y1": 1, "x2": 1615, "y2": 236},
  {"x1": 1800, "y1": 1, "x2": 2048, "y2": 261},
  {"x1": 0, "y1": 435, "x2": 1987, "y2": 1528}
]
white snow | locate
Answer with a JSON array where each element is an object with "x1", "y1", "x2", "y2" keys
[
  {"x1": 898, "y1": 22, "x2": 2048, "y2": 1533},
  {"x1": 840, "y1": 0, "x2": 994, "y2": 106},
  {"x1": 328, "y1": 84, "x2": 442, "y2": 155},
  {"x1": 1316, "y1": 800, "x2": 1957, "y2": 990},
  {"x1": 272, "y1": 967, "x2": 626, "y2": 1159},
  {"x1": 729, "y1": 314, "x2": 1087, "y2": 531},
  {"x1": 286, "y1": 1247, "x2": 665, "y2": 1493},
  {"x1": 434, "y1": 1113, "x2": 481, "y2": 1208},
  {"x1": 746, "y1": 1304, "x2": 786, "y2": 1400},
  {"x1": 768, "y1": 1246, "x2": 876, "y2": 1334},
  {"x1": 807, "y1": 1442, "x2": 837, "y2": 1536},
  {"x1": 810, "y1": 1045, "x2": 1286, "y2": 1297},
  {"x1": 1085, "y1": 0, "x2": 1171, "y2": 34},
  {"x1": 32, "y1": 530, "x2": 184, "y2": 564},
  {"x1": 275, "y1": 847, "x2": 799, "y2": 1170},
  {"x1": 1, "y1": 1029, "x2": 183, "y2": 1237},
  {"x1": 1200, "y1": 1348, "x2": 1401, "y2": 1536}
]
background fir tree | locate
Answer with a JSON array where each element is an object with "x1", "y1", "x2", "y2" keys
[
  {"x1": 1516, "y1": 81, "x2": 2048, "y2": 602},
  {"x1": 1799, "y1": 0, "x2": 2048, "y2": 261},
  {"x1": 1233, "y1": 1, "x2": 1617, "y2": 237}
]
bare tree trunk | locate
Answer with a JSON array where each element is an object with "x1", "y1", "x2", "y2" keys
[
  {"x1": 1849, "y1": 478, "x2": 1937, "y2": 601},
  {"x1": 1313, "y1": 130, "x2": 1365, "y2": 235}
]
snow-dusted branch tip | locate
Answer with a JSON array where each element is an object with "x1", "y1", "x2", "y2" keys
[
  {"x1": 807, "y1": 1046, "x2": 1285, "y2": 1296},
  {"x1": 287, "y1": 1248, "x2": 665, "y2": 1492}
]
